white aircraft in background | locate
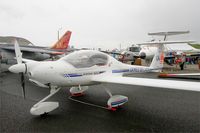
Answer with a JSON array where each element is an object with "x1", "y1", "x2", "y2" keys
[
  {"x1": 9, "y1": 41, "x2": 200, "y2": 116},
  {"x1": 119, "y1": 40, "x2": 195, "y2": 65},
  {"x1": 120, "y1": 31, "x2": 198, "y2": 63},
  {"x1": 139, "y1": 31, "x2": 198, "y2": 60}
]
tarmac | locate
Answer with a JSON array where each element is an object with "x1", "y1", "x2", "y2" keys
[{"x1": 0, "y1": 64, "x2": 200, "y2": 132}]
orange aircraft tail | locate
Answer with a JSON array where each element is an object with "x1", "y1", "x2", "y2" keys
[{"x1": 51, "y1": 31, "x2": 72, "y2": 49}]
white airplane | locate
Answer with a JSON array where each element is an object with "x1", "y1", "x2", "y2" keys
[
  {"x1": 9, "y1": 41, "x2": 200, "y2": 116},
  {"x1": 119, "y1": 40, "x2": 195, "y2": 64},
  {"x1": 121, "y1": 31, "x2": 198, "y2": 63}
]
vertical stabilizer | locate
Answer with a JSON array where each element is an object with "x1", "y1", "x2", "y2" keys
[
  {"x1": 51, "y1": 31, "x2": 72, "y2": 49},
  {"x1": 149, "y1": 44, "x2": 164, "y2": 70}
]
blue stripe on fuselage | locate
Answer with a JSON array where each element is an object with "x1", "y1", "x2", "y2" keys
[
  {"x1": 112, "y1": 68, "x2": 160, "y2": 73},
  {"x1": 112, "y1": 69, "x2": 129, "y2": 73},
  {"x1": 65, "y1": 74, "x2": 82, "y2": 77},
  {"x1": 64, "y1": 71, "x2": 106, "y2": 78}
]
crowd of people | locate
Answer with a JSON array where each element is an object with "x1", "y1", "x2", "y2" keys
[{"x1": 173, "y1": 55, "x2": 200, "y2": 70}]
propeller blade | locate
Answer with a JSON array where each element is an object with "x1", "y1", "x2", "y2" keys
[
  {"x1": 14, "y1": 40, "x2": 23, "y2": 64},
  {"x1": 20, "y1": 73, "x2": 25, "y2": 99}
]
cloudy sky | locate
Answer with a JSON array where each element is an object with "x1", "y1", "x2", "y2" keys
[{"x1": 0, "y1": 0, "x2": 200, "y2": 50}]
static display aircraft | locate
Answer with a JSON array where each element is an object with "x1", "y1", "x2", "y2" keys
[
  {"x1": 9, "y1": 41, "x2": 200, "y2": 116},
  {"x1": 119, "y1": 41, "x2": 196, "y2": 65},
  {"x1": 120, "y1": 31, "x2": 199, "y2": 63},
  {"x1": 0, "y1": 31, "x2": 72, "y2": 65}
]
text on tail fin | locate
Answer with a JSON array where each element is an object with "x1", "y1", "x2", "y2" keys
[
  {"x1": 160, "y1": 52, "x2": 164, "y2": 64},
  {"x1": 51, "y1": 31, "x2": 72, "y2": 49},
  {"x1": 150, "y1": 45, "x2": 164, "y2": 69}
]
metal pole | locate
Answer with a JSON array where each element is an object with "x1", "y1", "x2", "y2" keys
[{"x1": 57, "y1": 27, "x2": 62, "y2": 41}]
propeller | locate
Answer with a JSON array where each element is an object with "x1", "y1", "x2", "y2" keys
[
  {"x1": 20, "y1": 72, "x2": 26, "y2": 99},
  {"x1": 20, "y1": 63, "x2": 28, "y2": 99},
  {"x1": 13, "y1": 40, "x2": 27, "y2": 99}
]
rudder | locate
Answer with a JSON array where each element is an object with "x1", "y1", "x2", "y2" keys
[
  {"x1": 149, "y1": 44, "x2": 164, "y2": 70},
  {"x1": 51, "y1": 31, "x2": 72, "y2": 49}
]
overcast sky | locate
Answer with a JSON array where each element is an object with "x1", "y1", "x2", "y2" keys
[{"x1": 0, "y1": 0, "x2": 200, "y2": 50}]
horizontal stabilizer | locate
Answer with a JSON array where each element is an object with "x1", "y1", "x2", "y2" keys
[
  {"x1": 148, "y1": 31, "x2": 190, "y2": 36},
  {"x1": 137, "y1": 40, "x2": 195, "y2": 45}
]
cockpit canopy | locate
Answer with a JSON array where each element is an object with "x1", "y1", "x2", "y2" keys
[{"x1": 61, "y1": 50, "x2": 108, "y2": 68}]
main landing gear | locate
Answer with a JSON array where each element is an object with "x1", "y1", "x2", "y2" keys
[
  {"x1": 69, "y1": 85, "x2": 128, "y2": 111},
  {"x1": 70, "y1": 85, "x2": 89, "y2": 96},
  {"x1": 105, "y1": 89, "x2": 128, "y2": 111},
  {"x1": 30, "y1": 86, "x2": 60, "y2": 116}
]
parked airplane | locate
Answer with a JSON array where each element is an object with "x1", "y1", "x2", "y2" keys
[
  {"x1": 9, "y1": 40, "x2": 200, "y2": 116},
  {"x1": 119, "y1": 40, "x2": 195, "y2": 65},
  {"x1": 0, "y1": 31, "x2": 72, "y2": 65},
  {"x1": 119, "y1": 31, "x2": 199, "y2": 65}
]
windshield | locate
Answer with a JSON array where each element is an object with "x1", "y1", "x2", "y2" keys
[
  {"x1": 129, "y1": 47, "x2": 141, "y2": 52},
  {"x1": 61, "y1": 50, "x2": 108, "y2": 68}
]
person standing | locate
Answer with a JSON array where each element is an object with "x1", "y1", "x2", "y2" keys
[
  {"x1": 198, "y1": 58, "x2": 200, "y2": 69},
  {"x1": 179, "y1": 54, "x2": 186, "y2": 70}
]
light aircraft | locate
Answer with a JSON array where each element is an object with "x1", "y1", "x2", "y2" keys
[
  {"x1": 118, "y1": 40, "x2": 196, "y2": 66},
  {"x1": 0, "y1": 31, "x2": 72, "y2": 65},
  {"x1": 120, "y1": 31, "x2": 199, "y2": 63},
  {"x1": 9, "y1": 40, "x2": 200, "y2": 116}
]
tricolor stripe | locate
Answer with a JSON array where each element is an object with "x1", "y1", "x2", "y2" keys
[{"x1": 111, "y1": 98, "x2": 128, "y2": 106}]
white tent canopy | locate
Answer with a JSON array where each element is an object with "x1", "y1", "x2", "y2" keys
[{"x1": 165, "y1": 43, "x2": 196, "y2": 51}]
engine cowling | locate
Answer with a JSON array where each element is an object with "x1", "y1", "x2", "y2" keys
[{"x1": 139, "y1": 52, "x2": 146, "y2": 59}]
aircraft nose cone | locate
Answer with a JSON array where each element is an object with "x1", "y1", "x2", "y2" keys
[
  {"x1": 8, "y1": 64, "x2": 26, "y2": 73},
  {"x1": 139, "y1": 52, "x2": 146, "y2": 59}
]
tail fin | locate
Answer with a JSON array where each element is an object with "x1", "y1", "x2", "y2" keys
[
  {"x1": 51, "y1": 31, "x2": 72, "y2": 49},
  {"x1": 150, "y1": 44, "x2": 164, "y2": 70}
]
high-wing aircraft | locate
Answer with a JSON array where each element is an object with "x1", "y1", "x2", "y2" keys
[
  {"x1": 9, "y1": 41, "x2": 200, "y2": 116},
  {"x1": 139, "y1": 31, "x2": 199, "y2": 59},
  {"x1": 118, "y1": 40, "x2": 196, "y2": 65},
  {"x1": 0, "y1": 31, "x2": 72, "y2": 65},
  {"x1": 119, "y1": 31, "x2": 199, "y2": 66}
]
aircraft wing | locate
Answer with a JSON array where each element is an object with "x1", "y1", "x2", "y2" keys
[
  {"x1": 0, "y1": 45, "x2": 64, "y2": 55},
  {"x1": 92, "y1": 76, "x2": 200, "y2": 92}
]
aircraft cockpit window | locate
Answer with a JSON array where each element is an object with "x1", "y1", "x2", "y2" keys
[
  {"x1": 62, "y1": 51, "x2": 108, "y2": 68},
  {"x1": 129, "y1": 47, "x2": 141, "y2": 52}
]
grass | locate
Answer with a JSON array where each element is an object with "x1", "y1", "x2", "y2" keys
[{"x1": 189, "y1": 44, "x2": 200, "y2": 49}]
